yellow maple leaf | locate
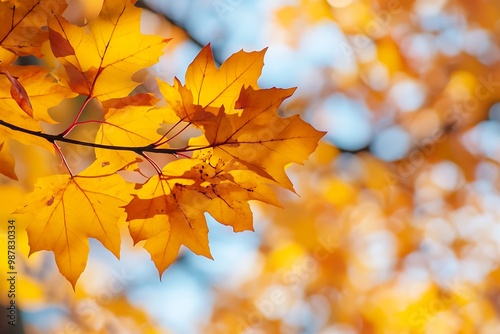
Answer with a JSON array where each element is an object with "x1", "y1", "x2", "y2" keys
[
  {"x1": 14, "y1": 172, "x2": 133, "y2": 288},
  {"x1": 184, "y1": 44, "x2": 266, "y2": 111},
  {"x1": 47, "y1": 0, "x2": 168, "y2": 101}
]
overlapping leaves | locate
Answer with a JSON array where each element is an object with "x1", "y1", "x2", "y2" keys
[{"x1": 0, "y1": 0, "x2": 325, "y2": 287}]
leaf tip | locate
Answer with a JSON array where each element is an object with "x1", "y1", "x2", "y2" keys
[{"x1": 157, "y1": 268, "x2": 165, "y2": 282}]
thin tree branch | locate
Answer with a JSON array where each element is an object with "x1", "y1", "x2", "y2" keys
[
  {"x1": 0, "y1": 119, "x2": 180, "y2": 154},
  {"x1": 0, "y1": 117, "x2": 319, "y2": 156},
  {"x1": 0, "y1": 118, "x2": 253, "y2": 156}
]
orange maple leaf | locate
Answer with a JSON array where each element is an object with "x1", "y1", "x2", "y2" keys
[
  {"x1": 0, "y1": 0, "x2": 67, "y2": 63},
  {"x1": 124, "y1": 155, "x2": 282, "y2": 275},
  {"x1": 157, "y1": 47, "x2": 326, "y2": 190}
]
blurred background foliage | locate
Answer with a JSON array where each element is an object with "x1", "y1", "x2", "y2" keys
[{"x1": 2, "y1": 0, "x2": 500, "y2": 333}]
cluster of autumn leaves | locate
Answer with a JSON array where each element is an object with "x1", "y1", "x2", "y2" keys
[{"x1": 0, "y1": 0, "x2": 324, "y2": 287}]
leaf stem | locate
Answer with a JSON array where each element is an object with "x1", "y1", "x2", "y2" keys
[
  {"x1": 141, "y1": 152, "x2": 163, "y2": 175},
  {"x1": 53, "y1": 143, "x2": 74, "y2": 177},
  {"x1": 155, "y1": 122, "x2": 191, "y2": 147},
  {"x1": 60, "y1": 96, "x2": 93, "y2": 137},
  {"x1": 151, "y1": 119, "x2": 182, "y2": 146}
]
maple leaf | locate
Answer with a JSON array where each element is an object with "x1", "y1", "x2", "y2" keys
[
  {"x1": 0, "y1": 0, "x2": 67, "y2": 63},
  {"x1": 117, "y1": 45, "x2": 325, "y2": 276},
  {"x1": 184, "y1": 44, "x2": 266, "y2": 111},
  {"x1": 158, "y1": 50, "x2": 326, "y2": 190},
  {"x1": 14, "y1": 171, "x2": 133, "y2": 288},
  {"x1": 174, "y1": 155, "x2": 282, "y2": 231},
  {"x1": 0, "y1": 5, "x2": 324, "y2": 285},
  {"x1": 124, "y1": 161, "x2": 212, "y2": 274},
  {"x1": 1, "y1": 69, "x2": 32, "y2": 115},
  {"x1": 48, "y1": 0, "x2": 168, "y2": 101},
  {"x1": 203, "y1": 86, "x2": 326, "y2": 191},
  {"x1": 124, "y1": 155, "x2": 281, "y2": 275}
]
